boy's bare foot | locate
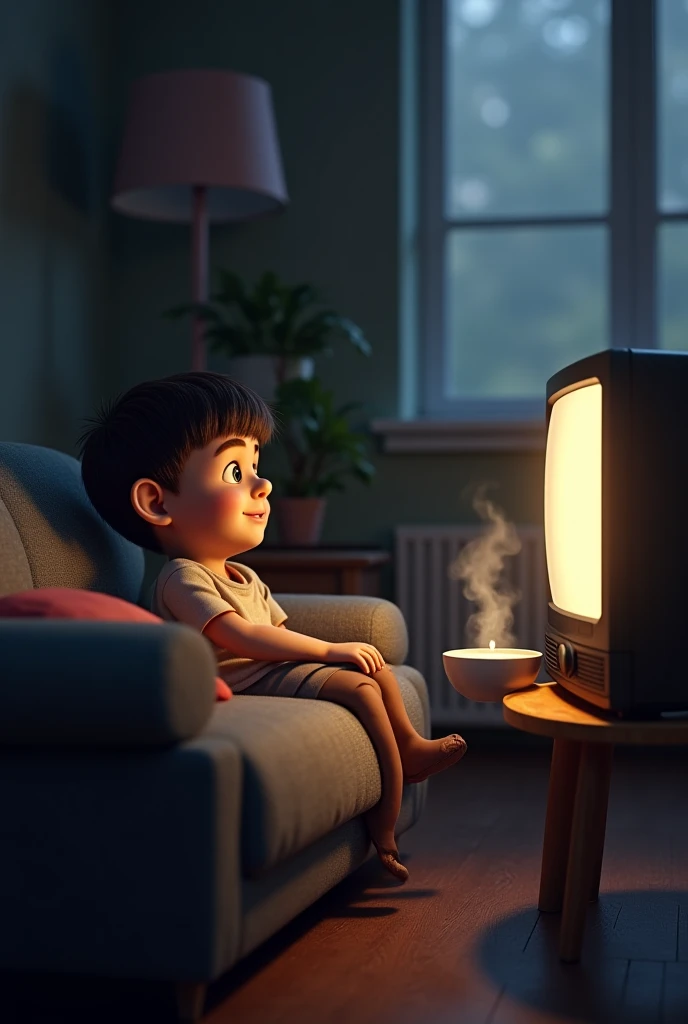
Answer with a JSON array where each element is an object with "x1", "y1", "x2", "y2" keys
[
  {"x1": 402, "y1": 734, "x2": 467, "y2": 785},
  {"x1": 373, "y1": 843, "x2": 409, "y2": 882},
  {"x1": 364, "y1": 806, "x2": 409, "y2": 883}
]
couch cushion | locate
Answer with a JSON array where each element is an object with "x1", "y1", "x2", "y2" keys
[
  {"x1": 0, "y1": 442, "x2": 144, "y2": 603},
  {"x1": 0, "y1": 495, "x2": 33, "y2": 595},
  {"x1": 0, "y1": 588, "x2": 232, "y2": 701},
  {"x1": 201, "y1": 668, "x2": 427, "y2": 877},
  {"x1": 274, "y1": 594, "x2": 409, "y2": 665}
]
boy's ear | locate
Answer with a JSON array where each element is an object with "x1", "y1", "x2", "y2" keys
[{"x1": 130, "y1": 478, "x2": 173, "y2": 527}]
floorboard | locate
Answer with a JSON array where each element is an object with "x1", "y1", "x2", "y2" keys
[
  {"x1": 619, "y1": 961, "x2": 665, "y2": 1023},
  {"x1": 663, "y1": 962, "x2": 688, "y2": 1023}
]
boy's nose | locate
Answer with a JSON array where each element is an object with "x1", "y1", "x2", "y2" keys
[{"x1": 254, "y1": 476, "x2": 272, "y2": 497}]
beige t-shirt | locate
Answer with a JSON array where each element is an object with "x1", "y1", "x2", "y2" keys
[{"x1": 152, "y1": 558, "x2": 289, "y2": 693}]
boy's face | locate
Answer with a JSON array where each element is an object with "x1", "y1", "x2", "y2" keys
[{"x1": 132, "y1": 434, "x2": 272, "y2": 566}]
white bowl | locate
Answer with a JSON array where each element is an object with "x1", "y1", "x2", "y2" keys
[{"x1": 443, "y1": 648, "x2": 543, "y2": 703}]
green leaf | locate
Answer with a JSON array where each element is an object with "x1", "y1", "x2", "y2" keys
[
  {"x1": 274, "y1": 284, "x2": 321, "y2": 352},
  {"x1": 163, "y1": 269, "x2": 372, "y2": 364},
  {"x1": 215, "y1": 269, "x2": 249, "y2": 306},
  {"x1": 271, "y1": 373, "x2": 375, "y2": 498},
  {"x1": 335, "y1": 400, "x2": 363, "y2": 418},
  {"x1": 319, "y1": 313, "x2": 372, "y2": 356}
]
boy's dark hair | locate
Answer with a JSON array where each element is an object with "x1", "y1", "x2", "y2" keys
[{"x1": 78, "y1": 371, "x2": 276, "y2": 553}]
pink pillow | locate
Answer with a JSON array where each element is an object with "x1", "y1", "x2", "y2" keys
[{"x1": 0, "y1": 588, "x2": 232, "y2": 701}]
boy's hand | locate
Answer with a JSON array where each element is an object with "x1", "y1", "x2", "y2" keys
[{"x1": 324, "y1": 641, "x2": 385, "y2": 675}]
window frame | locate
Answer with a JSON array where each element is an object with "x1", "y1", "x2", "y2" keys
[{"x1": 413, "y1": 0, "x2": 658, "y2": 423}]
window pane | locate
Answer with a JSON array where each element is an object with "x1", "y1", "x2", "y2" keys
[
  {"x1": 445, "y1": 0, "x2": 609, "y2": 219},
  {"x1": 658, "y1": 0, "x2": 688, "y2": 212},
  {"x1": 659, "y1": 222, "x2": 688, "y2": 348},
  {"x1": 445, "y1": 226, "x2": 607, "y2": 399}
]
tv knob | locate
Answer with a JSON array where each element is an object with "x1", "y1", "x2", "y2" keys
[{"x1": 557, "y1": 642, "x2": 576, "y2": 677}]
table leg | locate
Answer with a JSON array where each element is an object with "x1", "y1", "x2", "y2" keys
[
  {"x1": 588, "y1": 745, "x2": 613, "y2": 903},
  {"x1": 538, "y1": 738, "x2": 582, "y2": 913},
  {"x1": 342, "y1": 568, "x2": 361, "y2": 594},
  {"x1": 559, "y1": 742, "x2": 615, "y2": 963}
]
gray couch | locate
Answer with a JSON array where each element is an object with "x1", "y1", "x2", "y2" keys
[{"x1": 0, "y1": 442, "x2": 430, "y2": 1022}]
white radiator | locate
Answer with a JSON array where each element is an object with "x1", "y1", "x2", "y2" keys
[{"x1": 395, "y1": 525, "x2": 548, "y2": 726}]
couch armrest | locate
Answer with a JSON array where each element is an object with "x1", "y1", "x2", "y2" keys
[
  {"x1": 0, "y1": 620, "x2": 217, "y2": 747},
  {"x1": 272, "y1": 594, "x2": 409, "y2": 664}
]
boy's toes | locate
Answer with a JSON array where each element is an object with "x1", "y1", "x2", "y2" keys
[
  {"x1": 403, "y1": 734, "x2": 467, "y2": 785},
  {"x1": 374, "y1": 844, "x2": 409, "y2": 883}
]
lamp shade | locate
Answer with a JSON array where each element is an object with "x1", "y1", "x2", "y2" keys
[{"x1": 111, "y1": 69, "x2": 288, "y2": 223}]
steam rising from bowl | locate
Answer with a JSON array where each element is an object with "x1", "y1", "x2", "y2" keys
[{"x1": 448, "y1": 487, "x2": 522, "y2": 649}]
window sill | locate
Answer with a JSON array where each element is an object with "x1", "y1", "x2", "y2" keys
[{"x1": 369, "y1": 418, "x2": 546, "y2": 454}]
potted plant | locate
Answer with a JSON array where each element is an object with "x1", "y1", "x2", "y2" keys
[
  {"x1": 270, "y1": 376, "x2": 376, "y2": 546},
  {"x1": 166, "y1": 269, "x2": 372, "y2": 399}
]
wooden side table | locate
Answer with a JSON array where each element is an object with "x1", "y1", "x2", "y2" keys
[
  {"x1": 233, "y1": 547, "x2": 391, "y2": 596},
  {"x1": 502, "y1": 683, "x2": 688, "y2": 963}
]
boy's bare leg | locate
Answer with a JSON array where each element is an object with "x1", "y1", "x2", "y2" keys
[
  {"x1": 317, "y1": 669, "x2": 408, "y2": 881},
  {"x1": 371, "y1": 666, "x2": 467, "y2": 782}
]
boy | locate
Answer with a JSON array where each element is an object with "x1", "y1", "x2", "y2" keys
[{"x1": 79, "y1": 371, "x2": 467, "y2": 882}]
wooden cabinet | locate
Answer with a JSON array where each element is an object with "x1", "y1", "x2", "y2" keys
[{"x1": 234, "y1": 546, "x2": 391, "y2": 596}]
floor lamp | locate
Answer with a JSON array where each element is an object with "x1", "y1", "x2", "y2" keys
[{"x1": 111, "y1": 69, "x2": 288, "y2": 371}]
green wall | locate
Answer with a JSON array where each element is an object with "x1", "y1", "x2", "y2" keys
[{"x1": 0, "y1": 0, "x2": 110, "y2": 456}]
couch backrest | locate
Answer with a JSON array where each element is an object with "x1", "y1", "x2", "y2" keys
[{"x1": 0, "y1": 442, "x2": 144, "y2": 603}]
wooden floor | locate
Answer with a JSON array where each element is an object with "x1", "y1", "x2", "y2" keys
[{"x1": 6, "y1": 732, "x2": 688, "y2": 1023}]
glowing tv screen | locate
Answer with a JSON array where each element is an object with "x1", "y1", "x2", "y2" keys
[{"x1": 544, "y1": 382, "x2": 602, "y2": 621}]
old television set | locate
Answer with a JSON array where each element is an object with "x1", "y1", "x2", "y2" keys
[{"x1": 544, "y1": 348, "x2": 688, "y2": 717}]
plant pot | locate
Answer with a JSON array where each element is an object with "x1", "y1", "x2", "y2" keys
[
  {"x1": 277, "y1": 356, "x2": 315, "y2": 384},
  {"x1": 273, "y1": 496, "x2": 327, "y2": 546},
  {"x1": 226, "y1": 355, "x2": 315, "y2": 402}
]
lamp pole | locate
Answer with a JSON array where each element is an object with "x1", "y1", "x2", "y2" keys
[{"x1": 191, "y1": 184, "x2": 209, "y2": 371}]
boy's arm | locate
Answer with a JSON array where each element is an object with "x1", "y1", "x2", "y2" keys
[{"x1": 204, "y1": 611, "x2": 329, "y2": 661}]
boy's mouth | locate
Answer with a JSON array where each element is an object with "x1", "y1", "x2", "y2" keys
[{"x1": 244, "y1": 511, "x2": 267, "y2": 522}]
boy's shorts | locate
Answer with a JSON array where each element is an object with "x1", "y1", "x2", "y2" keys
[{"x1": 235, "y1": 661, "x2": 351, "y2": 699}]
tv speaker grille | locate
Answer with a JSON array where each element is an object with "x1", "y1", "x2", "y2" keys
[
  {"x1": 544, "y1": 634, "x2": 559, "y2": 677},
  {"x1": 577, "y1": 652, "x2": 606, "y2": 690},
  {"x1": 544, "y1": 634, "x2": 606, "y2": 693}
]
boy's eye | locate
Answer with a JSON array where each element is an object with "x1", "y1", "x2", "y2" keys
[{"x1": 222, "y1": 461, "x2": 242, "y2": 484}]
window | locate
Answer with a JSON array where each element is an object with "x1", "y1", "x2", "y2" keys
[
  {"x1": 658, "y1": 0, "x2": 688, "y2": 348},
  {"x1": 403, "y1": 0, "x2": 679, "y2": 426}
]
